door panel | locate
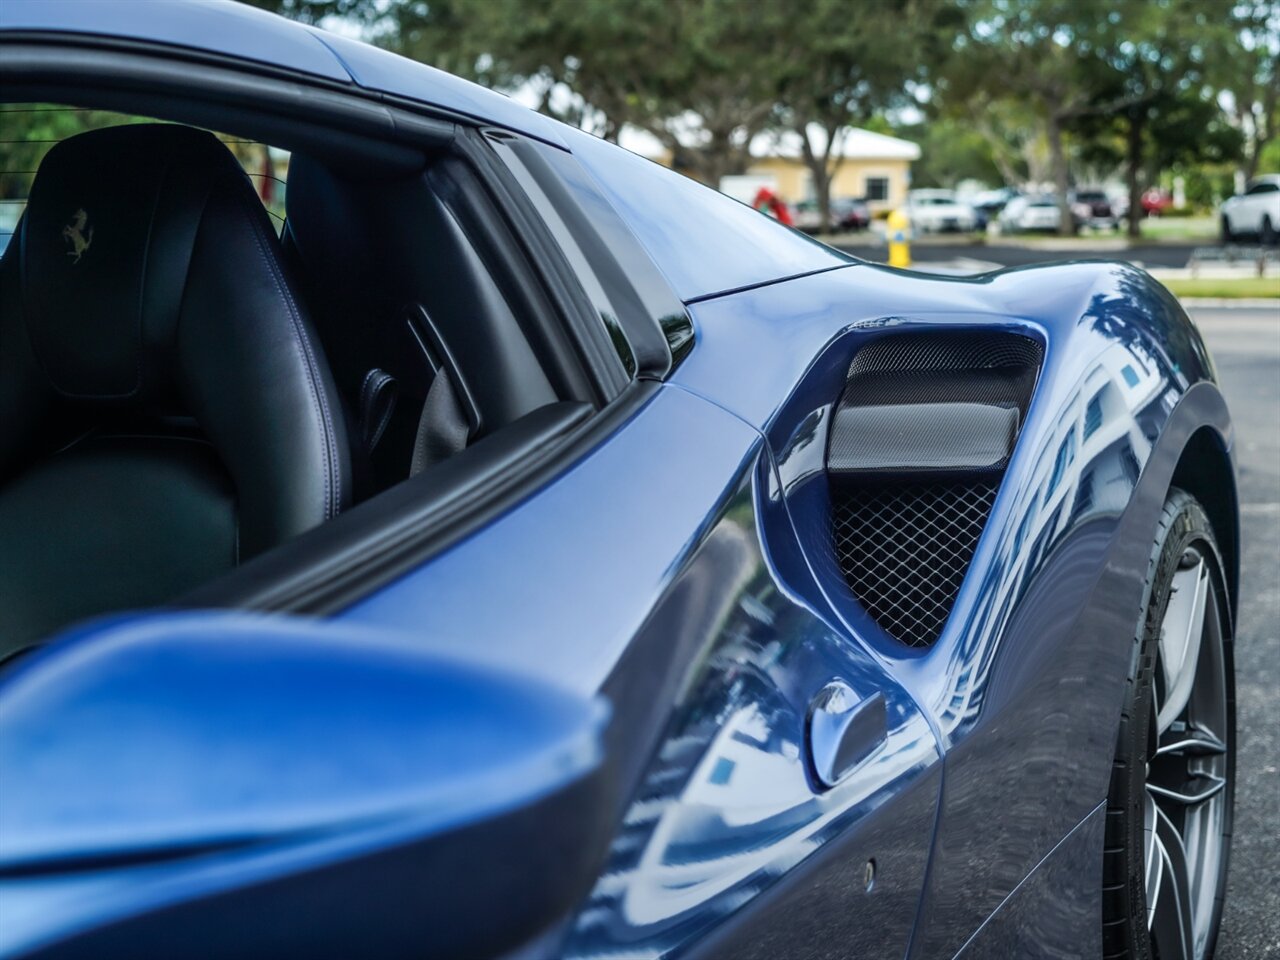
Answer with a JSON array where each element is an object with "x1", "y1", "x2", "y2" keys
[
  {"x1": 339, "y1": 385, "x2": 941, "y2": 958},
  {"x1": 559, "y1": 431, "x2": 940, "y2": 958}
]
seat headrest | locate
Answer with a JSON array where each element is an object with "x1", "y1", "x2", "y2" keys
[{"x1": 19, "y1": 124, "x2": 257, "y2": 402}]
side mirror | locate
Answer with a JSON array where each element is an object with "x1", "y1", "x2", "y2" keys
[{"x1": 0, "y1": 613, "x2": 610, "y2": 960}]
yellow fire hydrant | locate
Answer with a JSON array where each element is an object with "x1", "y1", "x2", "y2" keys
[{"x1": 887, "y1": 208, "x2": 911, "y2": 268}]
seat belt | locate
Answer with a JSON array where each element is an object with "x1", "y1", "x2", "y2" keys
[
  {"x1": 410, "y1": 367, "x2": 470, "y2": 476},
  {"x1": 358, "y1": 368, "x2": 398, "y2": 453}
]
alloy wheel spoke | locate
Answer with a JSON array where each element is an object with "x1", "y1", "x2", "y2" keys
[
  {"x1": 1147, "y1": 773, "x2": 1227, "y2": 807},
  {"x1": 1156, "y1": 558, "x2": 1209, "y2": 735},
  {"x1": 1152, "y1": 730, "x2": 1227, "y2": 760},
  {"x1": 1144, "y1": 791, "x2": 1163, "y2": 926},
  {"x1": 1148, "y1": 802, "x2": 1196, "y2": 960}
]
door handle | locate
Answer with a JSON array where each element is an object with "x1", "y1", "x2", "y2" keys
[{"x1": 806, "y1": 683, "x2": 887, "y2": 788}]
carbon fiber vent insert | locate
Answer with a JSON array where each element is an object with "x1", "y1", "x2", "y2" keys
[
  {"x1": 834, "y1": 481, "x2": 998, "y2": 647},
  {"x1": 827, "y1": 331, "x2": 1040, "y2": 647}
]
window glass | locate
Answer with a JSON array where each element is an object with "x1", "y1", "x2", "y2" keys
[
  {"x1": 561, "y1": 124, "x2": 849, "y2": 303},
  {"x1": 492, "y1": 137, "x2": 636, "y2": 377},
  {"x1": 0, "y1": 104, "x2": 288, "y2": 255},
  {"x1": 864, "y1": 177, "x2": 889, "y2": 202}
]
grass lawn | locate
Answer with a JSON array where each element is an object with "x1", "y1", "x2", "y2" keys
[
  {"x1": 1162, "y1": 276, "x2": 1280, "y2": 299},
  {"x1": 1139, "y1": 216, "x2": 1218, "y2": 242}
]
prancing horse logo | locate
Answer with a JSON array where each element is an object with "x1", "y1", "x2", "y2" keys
[{"x1": 62, "y1": 208, "x2": 93, "y2": 264}]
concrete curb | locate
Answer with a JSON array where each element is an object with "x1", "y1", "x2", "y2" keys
[{"x1": 1177, "y1": 298, "x2": 1280, "y2": 309}]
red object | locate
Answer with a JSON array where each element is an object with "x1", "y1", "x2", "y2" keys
[
  {"x1": 259, "y1": 145, "x2": 275, "y2": 205},
  {"x1": 1141, "y1": 188, "x2": 1172, "y2": 216},
  {"x1": 752, "y1": 187, "x2": 794, "y2": 226}
]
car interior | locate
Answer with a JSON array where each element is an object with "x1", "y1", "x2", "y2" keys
[{"x1": 0, "y1": 87, "x2": 629, "y2": 661}]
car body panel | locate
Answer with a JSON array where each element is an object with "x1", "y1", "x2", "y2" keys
[
  {"x1": 0, "y1": 6, "x2": 1241, "y2": 958},
  {"x1": 669, "y1": 258, "x2": 1232, "y2": 954},
  {"x1": 0, "y1": 0, "x2": 568, "y2": 147},
  {"x1": 951, "y1": 802, "x2": 1107, "y2": 957},
  {"x1": 338, "y1": 381, "x2": 943, "y2": 958},
  {"x1": 0, "y1": 0, "x2": 351, "y2": 82},
  {"x1": 303, "y1": 29, "x2": 570, "y2": 148},
  {"x1": 0, "y1": 614, "x2": 609, "y2": 960}
]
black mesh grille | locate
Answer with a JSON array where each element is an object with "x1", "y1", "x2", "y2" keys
[
  {"x1": 848, "y1": 331, "x2": 1043, "y2": 376},
  {"x1": 833, "y1": 480, "x2": 998, "y2": 647}
]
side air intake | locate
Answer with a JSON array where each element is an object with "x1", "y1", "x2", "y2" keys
[{"x1": 827, "y1": 332, "x2": 1042, "y2": 647}]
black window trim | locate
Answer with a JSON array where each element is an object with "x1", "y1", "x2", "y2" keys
[
  {"x1": 485, "y1": 130, "x2": 694, "y2": 378},
  {"x1": 450, "y1": 126, "x2": 630, "y2": 405}
]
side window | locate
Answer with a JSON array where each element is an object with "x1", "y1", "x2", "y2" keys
[
  {"x1": 0, "y1": 104, "x2": 287, "y2": 256},
  {"x1": 1246, "y1": 181, "x2": 1277, "y2": 195},
  {"x1": 488, "y1": 136, "x2": 637, "y2": 377},
  {"x1": 487, "y1": 131, "x2": 691, "y2": 376}
]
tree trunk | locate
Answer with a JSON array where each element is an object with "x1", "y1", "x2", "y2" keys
[
  {"x1": 1047, "y1": 114, "x2": 1073, "y2": 236},
  {"x1": 1126, "y1": 111, "x2": 1144, "y2": 240},
  {"x1": 814, "y1": 166, "x2": 834, "y2": 235},
  {"x1": 798, "y1": 126, "x2": 834, "y2": 234}
]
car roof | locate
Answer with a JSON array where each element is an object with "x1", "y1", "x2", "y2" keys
[{"x1": 0, "y1": 0, "x2": 567, "y2": 147}]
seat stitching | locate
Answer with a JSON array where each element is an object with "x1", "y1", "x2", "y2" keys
[{"x1": 234, "y1": 191, "x2": 341, "y2": 520}]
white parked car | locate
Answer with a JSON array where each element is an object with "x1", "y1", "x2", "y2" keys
[
  {"x1": 1219, "y1": 175, "x2": 1280, "y2": 243},
  {"x1": 999, "y1": 195, "x2": 1087, "y2": 234},
  {"x1": 905, "y1": 189, "x2": 977, "y2": 233}
]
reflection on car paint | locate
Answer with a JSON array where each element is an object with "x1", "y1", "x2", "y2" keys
[
  {"x1": 672, "y1": 260, "x2": 1226, "y2": 956},
  {"x1": 564, "y1": 460, "x2": 939, "y2": 959}
]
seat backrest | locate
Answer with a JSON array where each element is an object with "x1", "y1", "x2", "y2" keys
[{"x1": 0, "y1": 124, "x2": 350, "y2": 651}]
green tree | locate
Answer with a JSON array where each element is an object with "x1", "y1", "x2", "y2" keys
[
  {"x1": 1078, "y1": 0, "x2": 1235, "y2": 236},
  {"x1": 930, "y1": 0, "x2": 1126, "y2": 233},
  {"x1": 932, "y1": 0, "x2": 1244, "y2": 236},
  {"x1": 896, "y1": 116, "x2": 1006, "y2": 188},
  {"x1": 769, "y1": 0, "x2": 923, "y2": 227},
  {"x1": 1213, "y1": 1, "x2": 1280, "y2": 183},
  {"x1": 375, "y1": 0, "x2": 789, "y2": 186}
]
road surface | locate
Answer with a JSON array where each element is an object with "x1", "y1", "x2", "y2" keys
[{"x1": 1191, "y1": 305, "x2": 1280, "y2": 959}]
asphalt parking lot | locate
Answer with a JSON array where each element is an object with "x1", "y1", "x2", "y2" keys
[{"x1": 1190, "y1": 305, "x2": 1280, "y2": 959}]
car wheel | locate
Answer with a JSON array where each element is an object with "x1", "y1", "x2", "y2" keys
[
  {"x1": 1261, "y1": 215, "x2": 1276, "y2": 245},
  {"x1": 1220, "y1": 215, "x2": 1233, "y2": 244},
  {"x1": 1103, "y1": 489, "x2": 1235, "y2": 960}
]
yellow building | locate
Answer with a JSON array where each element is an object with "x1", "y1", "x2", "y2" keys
[
  {"x1": 618, "y1": 123, "x2": 920, "y2": 215},
  {"x1": 745, "y1": 126, "x2": 921, "y2": 214}
]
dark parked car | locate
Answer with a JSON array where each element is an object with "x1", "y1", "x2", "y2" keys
[
  {"x1": 0, "y1": 4, "x2": 1239, "y2": 960},
  {"x1": 1072, "y1": 188, "x2": 1118, "y2": 229},
  {"x1": 832, "y1": 196, "x2": 871, "y2": 231}
]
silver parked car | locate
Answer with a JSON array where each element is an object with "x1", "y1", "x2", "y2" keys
[
  {"x1": 905, "y1": 189, "x2": 978, "y2": 233},
  {"x1": 999, "y1": 195, "x2": 1088, "y2": 234}
]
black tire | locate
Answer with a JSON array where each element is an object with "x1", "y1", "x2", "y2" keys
[
  {"x1": 1220, "y1": 215, "x2": 1233, "y2": 245},
  {"x1": 1102, "y1": 489, "x2": 1235, "y2": 960},
  {"x1": 1261, "y1": 215, "x2": 1276, "y2": 246}
]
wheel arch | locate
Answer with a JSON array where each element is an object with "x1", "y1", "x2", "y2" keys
[{"x1": 1169, "y1": 424, "x2": 1240, "y2": 630}]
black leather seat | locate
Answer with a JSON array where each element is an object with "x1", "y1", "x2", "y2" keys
[{"x1": 0, "y1": 124, "x2": 350, "y2": 657}]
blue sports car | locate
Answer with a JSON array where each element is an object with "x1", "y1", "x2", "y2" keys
[{"x1": 0, "y1": 3, "x2": 1238, "y2": 959}]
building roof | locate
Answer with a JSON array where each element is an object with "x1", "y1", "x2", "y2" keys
[
  {"x1": 617, "y1": 122, "x2": 920, "y2": 163},
  {"x1": 750, "y1": 125, "x2": 921, "y2": 162}
]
